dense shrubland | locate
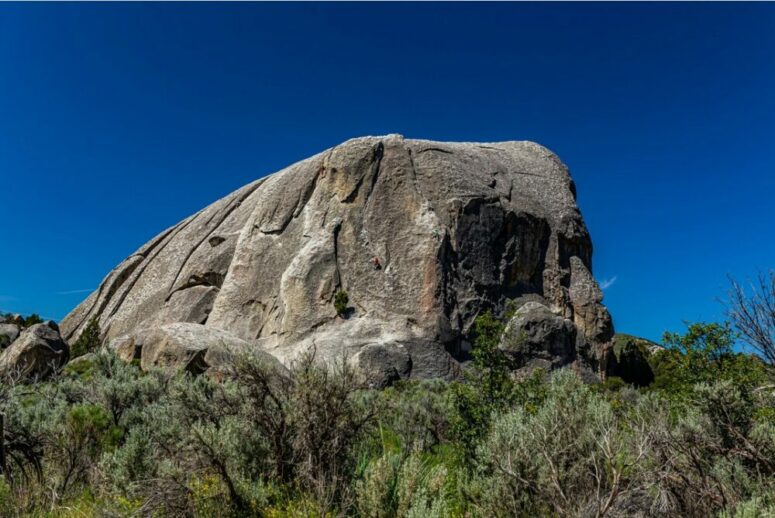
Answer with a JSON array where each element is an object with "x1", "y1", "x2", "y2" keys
[{"x1": 0, "y1": 314, "x2": 773, "y2": 516}]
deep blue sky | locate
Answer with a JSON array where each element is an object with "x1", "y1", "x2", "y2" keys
[{"x1": 1, "y1": 3, "x2": 773, "y2": 343}]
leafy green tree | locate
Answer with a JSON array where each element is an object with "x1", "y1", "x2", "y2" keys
[
  {"x1": 652, "y1": 322, "x2": 769, "y2": 397},
  {"x1": 450, "y1": 311, "x2": 517, "y2": 455}
]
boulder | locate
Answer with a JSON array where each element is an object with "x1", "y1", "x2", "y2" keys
[
  {"x1": 110, "y1": 322, "x2": 283, "y2": 376},
  {"x1": 0, "y1": 321, "x2": 68, "y2": 380},
  {"x1": 351, "y1": 342, "x2": 412, "y2": 388},
  {"x1": 61, "y1": 135, "x2": 614, "y2": 381},
  {"x1": 607, "y1": 333, "x2": 656, "y2": 387},
  {"x1": 0, "y1": 323, "x2": 20, "y2": 348},
  {"x1": 500, "y1": 301, "x2": 577, "y2": 370}
]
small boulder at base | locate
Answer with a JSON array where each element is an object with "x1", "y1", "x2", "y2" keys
[
  {"x1": 0, "y1": 323, "x2": 21, "y2": 348},
  {"x1": 500, "y1": 302, "x2": 577, "y2": 371},
  {"x1": 0, "y1": 321, "x2": 69, "y2": 380},
  {"x1": 110, "y1": 322, "x2": 283, "y2": 376},
  {"x1": 351, "y1": 342, "x2": 412, "y2": 388}
]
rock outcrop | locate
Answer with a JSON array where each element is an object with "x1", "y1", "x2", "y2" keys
[
  {"x1": 0, "y1": 321, "x2": 69, "y2": 380},
  {"x1": 0, "y1": 323, "x2": 21, "y2": 347},
  {"x1": 61, "y1": 135, "x2": 614, "y2": 380},
  {"x1": 110, "y1": 322, "x2": 283, "y2": 377},
  {"x1": 500, "y1": 301, "x2": 577, "y2": 372}
]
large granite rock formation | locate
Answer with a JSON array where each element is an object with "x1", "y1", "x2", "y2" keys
[{"x1": 61, "y1": 135, "x2": 614, "y2": 380}]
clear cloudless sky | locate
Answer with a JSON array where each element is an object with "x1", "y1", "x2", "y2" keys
[{"x1": 1, "y1": 3, "x2": 774, "y2": 344}]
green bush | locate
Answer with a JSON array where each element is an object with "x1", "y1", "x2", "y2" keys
[
  {"x1": 652, "y1": 321, "x2": 769, "y2": 398},
  {"x1": 334, "y1": 290, "x2": 349, "y2": 316},
  {"x1": 0, "y1": 316, "x2": 772, "y2": 516}
]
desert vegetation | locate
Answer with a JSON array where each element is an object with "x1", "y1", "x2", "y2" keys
[{"x1": 0, "y1": 277, "x2": 774, "y2": 517}]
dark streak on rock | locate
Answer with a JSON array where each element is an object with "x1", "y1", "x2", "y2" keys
[
  {"x1": 343, "y1": 142, "x2": 383, "y2": 204},
  {"x1": 260, "y1": 164, "x2": 320, "y2": 235},
  {"x1": 332, "y1": 220, "x2": 344, "y2": 297},
  {"x1": 418, "y1": 147, "x2": 453, "y2": 155},
  {"x1": 106, "y1": 213, "x2": 201, "y2": 321},
  {"x1": 168, "y1": 180, "x2": 265, "y2": 299}
]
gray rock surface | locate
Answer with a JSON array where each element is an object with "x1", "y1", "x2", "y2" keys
[
  {"x1": 110, "y1": 322, "x2": 283, "y2": 376},
  {"x1": 62, "y1": 135, "x2": 613, "y2": 379},
  {"x1": 500, "y1": 301, "x2": 577, "y2": 369},
  {"x1": 0, "y1": 323, "x2": 20, "y2": 346},
  {"x1": 0, "y1": 321, "x2": 69, "y2": 380},
  {"x1": 351, "y1": 342, "x2": 412, "y2": 388}
]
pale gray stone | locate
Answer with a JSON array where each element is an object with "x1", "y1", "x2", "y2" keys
[
  {"x1": 0, "y1": 323, "x2": 20, "y2": 346},
  {"x1": 111, "y1": 322, "x2": 282, "y2": 377},
  {"x1": 61, "y1": 136, "x2": 613, "y2": 381},
  {"x1": 0, "y1": 321, "x2": 68, "y2": 380}
]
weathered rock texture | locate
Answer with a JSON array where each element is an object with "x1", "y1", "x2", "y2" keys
[
  {"x1": 500, "y1": 301, "x2": 577, "y2": 371},
  {"x1": 110, "y1": 322, "x2": 283, "y2": 377},
  {"x1": 0, "y1": 321, "x2": 69, "y2": 380},
  {"x1": 0, "y1": 323, "x2": 21, "y2": 347},
  {"x1": 61, "y1": 135, "x2": 614, "y2": 379}
]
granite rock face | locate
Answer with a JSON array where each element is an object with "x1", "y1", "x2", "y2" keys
[
  {"x1": 61, "y1": 135, "x2": 614, "y2": 379},
  {"x1": 109, "y1": 322, "x2": 284, "y2": 377},
  {"x1": 0, "y1": 321, "x2": 69, "y2": 380}
]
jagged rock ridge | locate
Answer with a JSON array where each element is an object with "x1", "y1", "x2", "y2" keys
[{"x1": 61, "y1": 135, "x2": 614, "y2": 380}]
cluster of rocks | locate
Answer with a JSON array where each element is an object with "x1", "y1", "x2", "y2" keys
[
  {"x1": 0, "y1": 310, "x2": 652, "y2": 389},
  {"x1": 7, "y1": 136, "x2": 646, "y2": 386}
]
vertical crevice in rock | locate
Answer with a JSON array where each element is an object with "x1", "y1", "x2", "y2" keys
[
  {"x1": 363, "y1": 141, "x2": 384, "y2": 207},
  {"x1": 497, "y1": 212, "x2": 551, "y2": 300},
  {"x1": 106, "y1": 213, "x2": 201, "y2": 321},
  {"x1": 342, "y1": 142, "x2": 383, "y2": 204},
  {"x1": 331, "y1": 220, "x2": 343, "y2": 297},
  {"x1": 167, "y1": 180, "x2": 265, "y2": 297},
  {"x1": 406, "y1": 146, "x2": 430, "y2": 207},
  {"x1": 436, "y1": 230, "x2": 463, "y2": 355}
]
